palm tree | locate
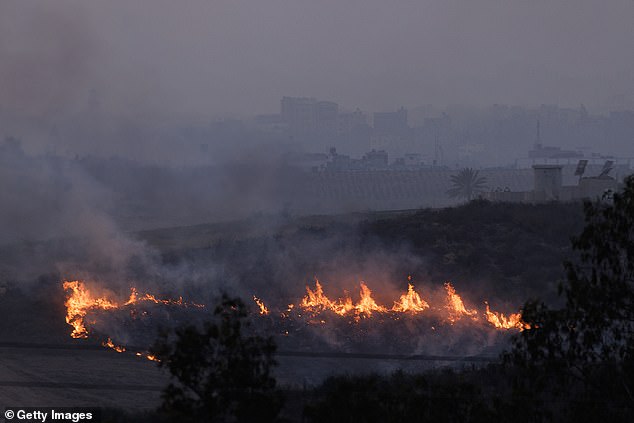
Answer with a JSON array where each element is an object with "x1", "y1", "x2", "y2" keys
[{"x1": 446, "y1": 168, "x2": 488, "y2": 201}]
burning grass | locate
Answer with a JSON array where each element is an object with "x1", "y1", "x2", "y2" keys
[
  {"x1": 62, "y1": 278, "x2": 528, "y2": 359},
  {"x1": 293, "y1": 279, "x2": 524, "y2": 329}
]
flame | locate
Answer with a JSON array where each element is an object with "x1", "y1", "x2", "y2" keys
[
  {"x1": 253, "y1": 296, "x2": 270, "y2": 315},
  {"x1": 331, "y1": 295, "x2": 355, "y2": 316},
  {"x1": 485, "y1": 302, "x2": 529, "y2": 330},
  {"x1": 132, "y1": 351, "x2": 161, "y2": 362},
  {"x1": 145, "y1": 354, "x2": 160, "y2": 362},
  {"x1": 392, "y1": 283, "x2": 429, "y2": 313},
  {"x1": 300, "y1": 280, "x2": 387, "y2": 316},
  {"x1": 125, "y1": 287, "x2": 190, "y2": 307},
  {"x1": 354, "y1": 282, "x2": 387, "y2": 315},
  {"x1": 63, "y1": 281, "x2": 118, "y2": 339},
  {"x1": 301, "y1": 279, "x2": 335, "y2": 311},
  {"x1": 63, "y1": 280, "x2": 205, "y2": 339},
  {"x1": 102, "y1": 337, "x2": 126, "y2": 353},
  {"x1": 101, "y1": 338, "x2": 159, "y2": 361},
  {"x1": 124, "y1": 287, "x2": 138, "y2": 305},
  {"x1": 65, "y1": 276, "x2": 529, "y2": 355},
  {"x1": 444, "y1": 282, "x2": 478, "y2": 322}
]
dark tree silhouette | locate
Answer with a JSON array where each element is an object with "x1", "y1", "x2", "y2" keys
[
  {"x1": 303, "y1": 371, "x2": 494, "y2": 423},
  {"x1": 152, "y1": 295, "x2": 283, "y2": 423},
  {"x1": 509, "y1": 175, "x2": 634, "y2": 420},
  {"x1": 446, "y1": 168, "x2": 488, "y2": 201}
]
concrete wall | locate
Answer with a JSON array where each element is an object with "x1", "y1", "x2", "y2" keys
[{"x1": 533, "y1": 165, "x2": 563, "y2": 201}]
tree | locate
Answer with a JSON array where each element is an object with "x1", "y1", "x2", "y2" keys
[
  {"x1": 152, "y1": 295, "x2": 283, "y2": 422},
  {"x1": 509, "y1": 175, "x2": 634, "y2": 420},
  {"x1": 446, "y1": 168, "x2": 488, "y2": 201},
  {"x1": 303, "y1": 371, "x2": 494, "y2": 423}
]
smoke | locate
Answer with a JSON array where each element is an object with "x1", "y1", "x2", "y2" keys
[
  {"x1": 0, "y1": 138, "x2": 521, "y2": 368},
  {"x1": 0, "y1": 2, "x2": 564, "y2": 367},
  {"x1": 0, "y1": 139, "x2": 154, "y2": 289},
  {"x1": 0, "y1": 2, "x2": 99, "y2": 118},
  {"x1": 0, "y1": 137, "x2": 303, "y2": 298}
]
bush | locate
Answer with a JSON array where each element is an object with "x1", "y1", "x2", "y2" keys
[{"x1": 152, "y1": 295, "x2": 284, "y2": 422}]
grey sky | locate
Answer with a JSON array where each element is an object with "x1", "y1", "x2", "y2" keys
[{"x1": 2, "y1": 0, "x2": 634, "y2": 119}]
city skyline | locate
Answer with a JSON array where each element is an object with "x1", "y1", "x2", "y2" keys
[{"x1": 2, "y1": 0, "x2": 634, "y2": 121}]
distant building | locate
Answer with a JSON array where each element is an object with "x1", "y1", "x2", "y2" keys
[
  {"x1": 528, "y1": 119, "x2": 583, "y2": 159},
  {"x1": 404, "y1": 153, "x2": 422, "y2": 167},
  {"x1": 317, "y1": 101, "x2": 339, "y2": 134},
  {"x1": 528, "y1": 144, "x2": 583, "y2": 159},
  {"x1": 254, "y1": 114, "x2": 287, "y2": 133},
  {"x1": 373, "y1": 107, "x2": 408, "y2": 135},
  {"x1": 281, "y1": 96, "x2": 319, "y2": 135},
  {"x1": 532, "y1": 165, "x2": 563, "y2": 201},
  {"x1": 362, "y1": 149, "x2": 389, "y2": 169},
  {"x1": 338, "y1": 108, "x2": 367, "y2": 136},
  {"x1": 280, "y1": 97, "x2": 342, "y2": 137},
  {"x1": 321, "y1": 148, "x2": 389, "y2": 171},
  {"x1": 483, "y1": 161, "x2": 621, "y2": 203}
]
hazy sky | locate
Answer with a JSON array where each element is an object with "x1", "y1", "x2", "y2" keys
[{"x1": 2, "y1": 0, "x2": 634, "y2": 119}]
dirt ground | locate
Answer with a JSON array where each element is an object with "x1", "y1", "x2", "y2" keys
[{"x1": 0, "y1": 346, "x2": 167, "y2": 411}]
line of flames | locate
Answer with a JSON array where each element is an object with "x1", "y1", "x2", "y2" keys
[
  {"x1": 290, "y1": 279, "x2": 527, "y2": 330},
  {"x1": 101, "y1": 338, "x2": 161, "y2": 361},
  {"x1": 63, "y1": 278, "x2": 528, "y2": 357},
  {"x1": 63, "y1": 280, "x2": 204, "y2": 339}
]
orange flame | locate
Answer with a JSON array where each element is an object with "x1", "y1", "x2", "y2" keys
[
  {"x1": 300, "y1": 280, "x2": 387, "y2": 316},
  {"x1": 65, "y1": 277, "x2": 529, "y2": 350},
  {"x1": 300, "y1": 279, "x2": 335, "y2": 311},
  {"x1": 145, "y1": 354, "x2": 160, "y2": 362},
  {"x1": 102, "y1": 337, "x2": 126, "y2": 353},
  {"x1": 132, "y1": 351, "x2": 161, "y2": 362},
  {"x1": 392, "y1": 283, "x2": 429, "y2": 313},
  {"x1": 484, "y1": 302, "x2": 529, "y2": 330},
  {"x1": 125, "y1": 287, "x2": 191, "y2": 307},
  {"x1": 63, "y1": 281, "x2": 118, "y2": 338},
  {"x1": 331, "y1": 295, "x2": 355, "y2": 316},
  {"x1": 253, "y1": 296, "x2": 270, "y2": 315},
  {"x1": 354, "y1": 282, "x2": 387, "y2": 315},
  {"x1": 63, "y1": 280, "x2": 205, "y2": 339},
  {"x1": 444, "y1": 282, "x2": 478, "y2": 323}
]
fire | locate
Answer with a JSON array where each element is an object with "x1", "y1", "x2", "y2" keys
[
  {"x1": 444, "y1": 282, "x2": 478, "y2": 323},
  {"x1": 124, "y1": 287, "x2": 196, "y2": 307},
  {"x1": 102, "y1": 337, "x2": 126, "y2": 353},
  {"x1": 253, "y1": 296, "x2": 270, "y2": 315},
  {"x1": 145, "y1": 354, "x2": 160, "y2": 362},
  {"x1": 63, "y1": 280, "x2": 118, "y2": 339},
  {"x1": 299, "y1": 280, "x2": 512, "y2": 325},
  {"x1": 124, "y1": 287, "x2": 138, "y2": 305},
  {"x1": 392, "y1": 283, "x2": 429, "y2": 313},
  {"x1": 331, "y1": 295, "x2": 355, "y2": 316},
  {"x1": 132, "y1": 351, "x2": 161, "y2": 362},
  {"x1": 63, "y1": 280, "x2": 205, "y2": 339},
  {"x1": 301, "y1": 279, "x2": 335, "y2": 311},
  {"x1": 485, "y1": 302, "x2": 529, "y2": 330},
  {"x1": 300, "y1": 280, "x2": 387, "y2": 316},
  {"x1": 64, "y1": 277, "x2": 529, "y2": 358},
  {"x1": 354, "y1": 282, "x2": 387, "y2": 315}
]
